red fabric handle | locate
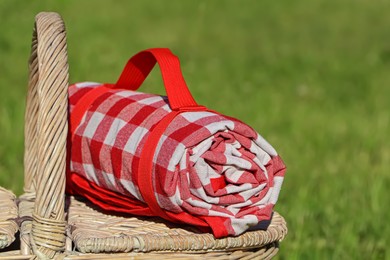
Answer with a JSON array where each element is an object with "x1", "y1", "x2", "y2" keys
[{"x1": 115, "y1": 48, "x2": 199, "y2": 110}]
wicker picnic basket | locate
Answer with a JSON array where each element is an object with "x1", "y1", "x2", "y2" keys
[{"x1": 3, "y1": 12, "x2": 288, "y2": 259}]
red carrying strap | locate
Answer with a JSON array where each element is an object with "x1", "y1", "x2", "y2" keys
[{"x1": 115, "y1": 48, "x2": 199, "y2": 110}]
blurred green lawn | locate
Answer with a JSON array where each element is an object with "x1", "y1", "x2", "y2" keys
[{"x1": 1, "y1": 0, "x2": 389, "y2": 259}]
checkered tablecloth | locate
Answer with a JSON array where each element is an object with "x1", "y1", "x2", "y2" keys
[{"x1": 67, "y1": 81, "x2": 285, "y2": 238}]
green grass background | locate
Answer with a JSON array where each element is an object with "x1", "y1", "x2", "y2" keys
[{"x1": 1, "y1": 0, "x2": 389, "y2": 258}]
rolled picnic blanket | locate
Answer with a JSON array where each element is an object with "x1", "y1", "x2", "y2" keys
[{"x1": 66, "y1": 48, "x2": 286, "y2": 238}]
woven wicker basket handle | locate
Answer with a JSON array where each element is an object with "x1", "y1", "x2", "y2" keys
[{"x1": 24, "y1": 12, "x2": 68, "y2": 258}]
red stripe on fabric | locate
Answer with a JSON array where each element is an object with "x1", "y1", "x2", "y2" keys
[
  {"x1": 130, "y1": 105, "x2": 159, "y2": 126},
  {"x1": 272, "y1": 155, "x2": 287, "y2": 177},
  {"x1": 137, "y1": 111, "x2": 181, "y2": 220},
  {"x1": 89, "y1": 139, "x2": 104, "y2": 173},
  {"x1": 168, "y1": 121, "x2": 205, "y2": 143},
  {"x1": 70, "y1": 134, "x2": 83, "y2": 164},
  {"x1": 69, "y1": 87, "x2": 94, "y2": 106},
  {"x1": 200, "y1": 216, "x2": 229, "y2": 238},
  {"x1": 210, "y1": 177, "x2": 226, "y2": 193},
  {"x1": 70, "y1": 85, "x2": 113, "y2": 139},
  {"x1": 153, "y1": 167, "x2": 179, "y2": 198}
]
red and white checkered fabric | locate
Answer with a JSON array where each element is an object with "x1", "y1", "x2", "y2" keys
[{"x1": 67, "y1": 81, "x2": 286, "y2": 238}]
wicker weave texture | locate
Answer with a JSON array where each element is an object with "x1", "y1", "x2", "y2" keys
[
  {"x1": 63, "y1": 245, "x2": 278, "y2": 260},
  {"x1": 0, "y1": 250, "x2": 34, "y2": 260},
  {"x1": 0, "y1": 187, "x2": 18, "y2": 249},
  {"x1": 67, "y1": 197, "x2": 287, "y2": 255}
]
